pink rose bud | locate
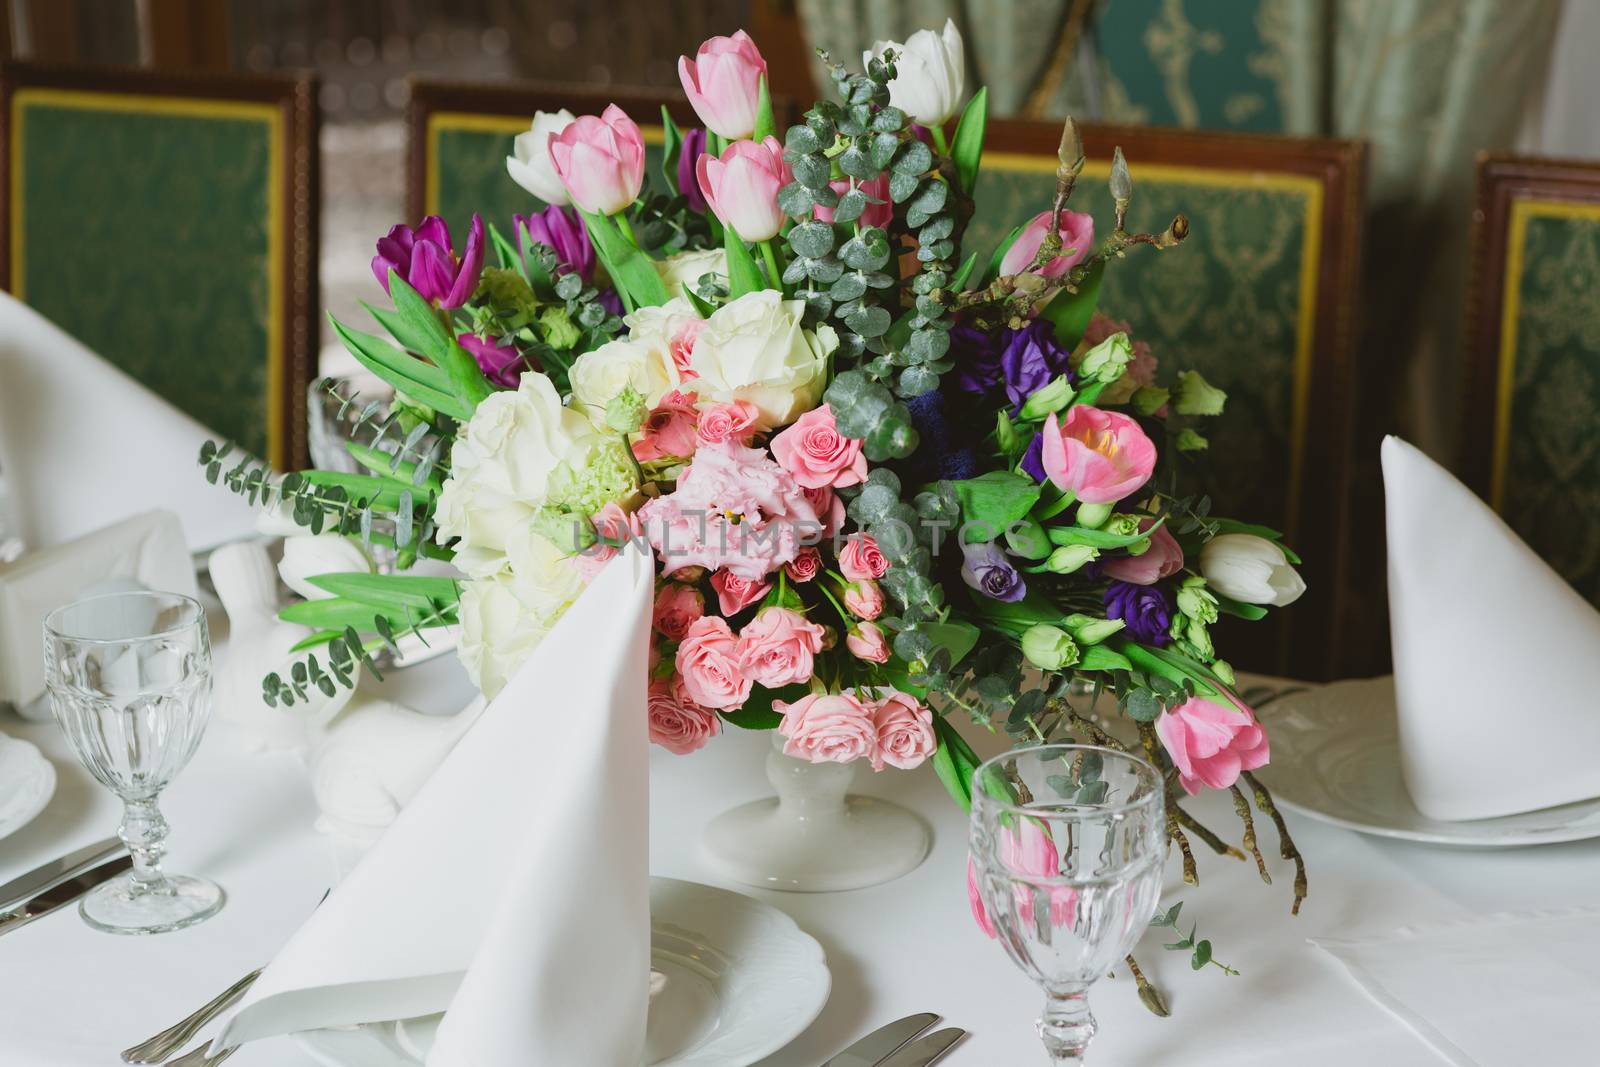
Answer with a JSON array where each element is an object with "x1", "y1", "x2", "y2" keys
[
  {"x1": 1040, "y1": 406, "x2": 1157, "y2": 505},
  {"x1": 868, "y1": 688, "x2": 935, "y2": 770},
  {"x1": 675, "y1": 616, "x2": 752, "y2": 710},
  {"x1": 696, "y1": 136, "x2": 791, "y2": 243},
  {"x1": 785, "y1": 546, "x2": 822, "y2": 583},
  {"x1": 548, "y1": 104, "x2": 646, "y2": 216},
  {"x1": 677, "y1": 30, "x2": 769, "y2": 140},
  {"x1": 776, "y1": 691, "x2": 877, "y2": 765},
  {"x1": 839, "y1": 535, "x2": 890, "y2": 581},
  {"x1": 813, "y1": 174, "x2": 893, "y2": 230},
  {"x1": 633, "y1": 390, "x2": 701, "y2": 462},
  {"x1": 1154, "y1": 694, "x2": 1271, "y2": 795},
  {"x1": 647, "y1": 675, "x2": 722, "y2": 755},
  {"x1": 574, "y1": 502, "x2": 644, "y2": 582},
  {"x1": 842, "y1": 579, "x2": 885, "y2": 620},
  {"x1": 697, "y1": 399, "x2": 761, "y2": 444},
  {"x1": 710, "y1": 568, "x2": 772, "y2": 616},
  {"x1": 652, "y1": 582, "x2": 706, "y2": 641},
  {"x1": 770, "y1": 404, "x2": 869, "y2": 490},
  {"x1": 846, "y1": 621, "x2": 891, "y2": 665},
  {"x1": 736, "y1": 606, "x2": 826, "y2": 688},
  {"x1": 1000, "y1": 208, "x2": 1095, "y2": 279},
  {"x1": 669, "y1": 320, "x2": 705, "y2": 380},
  {"x1": 1101, "y1": 521, "x2": 1184, "y2": 586}
]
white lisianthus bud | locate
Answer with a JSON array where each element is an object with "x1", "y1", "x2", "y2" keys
[
  {"x1": 864, "y1": 18, "x2": 966, "y2": 128},
  {"x1": 1199, "y1": 534, "x2": 1305, "y2": 606},
  {"x1": 277, "y1": 534, "x2": 372, "y2": 601},
  {"x1": 506, "y1": 110, "x2": 576, "y2": 205}
]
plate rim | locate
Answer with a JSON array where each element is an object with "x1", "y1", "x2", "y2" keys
[{"x1": 0, "y1": 735, "x2": 56, "y2": 842}]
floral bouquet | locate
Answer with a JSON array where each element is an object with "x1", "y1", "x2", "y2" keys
[{"x1": 203, "y1": 20, "x2": 1307, "y2": 1011}]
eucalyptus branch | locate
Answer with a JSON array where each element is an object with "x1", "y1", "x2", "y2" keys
[
  {"x1": 1242, "y1": 770, "x2": 1307, "y2": 914},
  {"x1": 1230, "y1": 783, "x2": 1272, "y2": 884}
]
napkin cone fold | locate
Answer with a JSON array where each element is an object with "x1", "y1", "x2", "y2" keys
[
  {"x1": 215, "y1": 546, "x2": 655, "y2": 1065},
  {"x1": 1383, "y1": 435, "x2": 1600, "y2": 820}
]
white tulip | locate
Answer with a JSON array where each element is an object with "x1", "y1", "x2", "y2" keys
[
  {"x1": 653, "y1": 247, "x2": 728, "y2": 300},
  {"x1": 277, "y1": 535, "x2": 373, "y2": 601},
  {"x1": 506, "y1": 109, "x2": 576, "y2": 205},
  {"x1": 865, "y1": 18, "x2": 966, "y2": 128},
  {"x1": 1199, "y1": 534, "x2": 1306, "y2": 607},
  {"x1": 689, "y1": 290, "x2": 836, "y2": 430}
]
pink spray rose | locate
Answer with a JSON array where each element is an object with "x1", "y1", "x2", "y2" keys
[
  {"x1": 839, "y1": 535, "x2": 890, "y2": 581},
  {"x1": 846, "y1": 621, "x2": 891, "y2": 665},
  {"x1": 804, "y1": 486, "x2": 846, "y2": 537},
  {"x1": 776, "y1": 691, "x2": 877, "y2": 764},
  {"x1": 1039, "y1": 406, "x2": 1157, "y2": 505},
  {"x1": 574, "y1": 502, "x2": 643, "y2": 582},
  {"x1": 711, "y1": 568, "x2": 771, "y2": 615},
  {"x1": 647, "y1": 675, "x2": 722, "y2": 755},
  {"x1": 1154, "y1": 694, "x2": 1270, "y2": 795},
  {"x1": 677, "y1": 31, "x2": 768, "y2": 140},
  {"x1": 785, "y1": 546, "x2": 822, "y2": 583},
  {"x1": 696, "y1": 137, "x2": 791, "y2": 243},
  {"x1": 770, "y1": 404, "x2": 869, "y2": 489},
  {"x1": 842, "y1": 579, "x2": 884, "y2": 620},
  {"x1": 868, "y1": 689, "x2": 935, "y2": 770},
  {"x1": 737, "y1": 606, "x2": 826, "y2": 688},
  {"x1": 697, "y1": 399, "x2": 761, "y2": 445},
  {"x1": 633, "y1": 389, "x2": 701, "y2": 462},
  {"x1": 652, "y1": 583, "x2": 705, "y2": 641},
  {"x1": 813, "y1": 174, "x2": 893, "y2": 230},
  {"x1": 675, "y1": 616, "x2": 752, "y2": 710},
  {"x1": 1000, "y1": 209, "x2": 1095, "y2": 279},
  {"x1": 1101, "y1": 521, "x2": 1184, "y2": 586},
  {"x1": 548, "y1": 104, "x2": 645, "y2": 216}
]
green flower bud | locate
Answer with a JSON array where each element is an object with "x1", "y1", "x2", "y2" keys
[
  {"x1": 1125, "y1": 536, "x2": 1152, "y2": 557},
  {"x1": 1211, "y1": 658, "x2": 1236, "y2": 687},
  {"x1": 1021, "y1": 624, "x2": 1081, "y2": 671},
  {"x1": 530, "y1": 506, "x2": 596, "y2": 555},
  {"x1": 1046, "y1": 544, "x2": 1099, "y2": 574},
  {"x1": 1080, "y1": 332, "x2": 1133, "y2": 384},
  {"x1": 1172, "y1": 613, "x2": 1214, "y2": 659},
  {"x1": 1075, "y1": 501, "x2": 1113, "y2": 528},
  {"x1": 1018, "y1": 374, "x2": 1075, "y2": 420},
  {"x1": 1176, "y1": 575, "x2": 1219, "y2": 623},
  {"x1": 1104, "y1": 513, "x2": 1141, "y2": 538},
  {"x1": 1173, "y1": 370, "x2": 1227, "y2": 416},
  {"x1": 538, "y1": 305, "x2": 582, "y2": 351},
  {"x1": 1005, "y1": 518, "x2": 1053, "y2": 560},
  {"x1": 1064, "y1": 613, "x2": 1126, "y2": 645},
  {"x1": 604, "y1": 385, "x2": 647, "y2": 434}
]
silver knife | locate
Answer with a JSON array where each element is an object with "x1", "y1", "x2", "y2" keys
[
  {"x1": 0, "y1": 855, "x2": 133, "y2": 937},
  {"x1": 823, "y1": 1012, "x2": 940, "y2": 1067},
  {"x1": 0, "y1": 836, "x2": 125, "y2": 913},
  {"x1": 880, "y1": 1028, "x2": 965, "y2": 1067}
]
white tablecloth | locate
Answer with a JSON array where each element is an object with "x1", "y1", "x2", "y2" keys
[{"x1": 3, "y1": 648, "x2": 1598, "y2": 1066}]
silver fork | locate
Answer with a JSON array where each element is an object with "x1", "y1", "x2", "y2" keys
[{"x1": 120, "y1": 969, "x2": 260, "y2": 1063}]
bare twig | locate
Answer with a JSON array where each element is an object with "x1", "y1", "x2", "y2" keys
[
  {"x1": 1125, "y1": 954, "x2": 1170, "y2": 1017},
  {"x1": 1242, "y1": 771, "x2": 1306, "y2": 915},
  {"x1": 1175, "y1": 806, "x2": 1246, "y2": 861},
  {"x1": 1230, "y1": 783, "x2": 1271, "y2": 884}
]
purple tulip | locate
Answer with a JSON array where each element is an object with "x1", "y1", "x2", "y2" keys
[
  {"x1": 998, "y1": 319, "x2": 1072, "y2": 414},
  {"x1": 960, "y1": 541, "x2": 1026, "y2": 603},
  {"x1": 372, "y1": 214, "x2": 485, "y2": 309},
  {"x1": 515, "y1": 204, "x2": 596, "y2": 281},
  {"x1": 678, "y1": 127, "x2": 709, "y2": 213},
  {"x1": 1104, "y1": 580, "x2": 1172, "y2": 646},
  {"x1": 458, "y1": 333, "x2": 527, "y2": 389}
]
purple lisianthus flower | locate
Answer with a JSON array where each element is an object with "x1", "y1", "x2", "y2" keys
[
  {"x1": 515, "y1": 204, "x2": 595, "y2": 281},
  {"x1": 1019, "y1": 432, "x2": 1046, "y2": 482},
  {"x1": 597, "y1": 288, "x2": 625, "y2": 319},
  {"x1": 372, "y1": 214, "x2": 485, "y2": 309},
  {"x1": 961, "y1": 541, "x2": 1027, "y2": 603},
  {"x1": 457, "y1": 333, "x2": 527, "y2": 389},
  {"x1": 677, "y1": 126, "x2": 709, "y2": 213},
  {"x1": 1104, "y1": 580, "x2": 1172, "y2": 646},
  {"x1": 999, "y1": 319, "x2": 1072, "y2": 414},
  {"x1": 905, "y1": 388, "x2": 979, "y2": 482},
  {"x1": 952, "y1": 325, "x2": 1003, "y2": 395}
]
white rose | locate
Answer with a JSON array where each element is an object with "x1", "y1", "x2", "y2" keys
[
  {"x1": 568, "y1": 335, "x2": 682, "y2": 424},
  {"x1": 1199, "y1": 534, "x2": 1306, "y2": 607},
  {"x1": 653, "y1": 247, "x2": 728, "y2": 300},
  {"x1": 865, "y1": 18, "x2": 965, "y2": 128},
  {"x1": 506, "y1": 525, "x2": 586, "y2": 624},
  {"x1": 457, "y1": 573, "x2": 552, "y2": 699},
  {"x1": 277, "y1": 534, "x2": 372, "y2": 601},
  {"x1": 690, "y1": 290, "x2": 834, "y2": 430},
  {"x1": 506, "y1": 109, "x2": 575, "y2": 205}
]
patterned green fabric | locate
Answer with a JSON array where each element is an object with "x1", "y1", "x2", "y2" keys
[
  {"x1": 14, "y1": 98, "x2": 276, "y2": 459},
  {"x1": 1497, "y1": 208, "x2": 1600, "y2": 603},
  {"x1": 966, "y1": 166, "x2": 1312, "y2": 531}
]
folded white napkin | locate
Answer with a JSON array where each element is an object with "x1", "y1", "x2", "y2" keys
[
  {"x1": 215, "y1": 546, "x2": 655, "y2": 1066},
  {"x1": 1382, "y1": 436, "x2": 1600, "y2": 820},
  {"x1": 0, "y1": 509, "x2": 197, "y2": 714},
  {"x1": 0, "y1": 292, "x2": 259, "y2": 552},
  {"x1": 1313, "y1": 907, "x2": 1600, "y2": 1066}
]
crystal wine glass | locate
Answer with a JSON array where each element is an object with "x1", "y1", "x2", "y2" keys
[
  {"x1": 43, "y1": 591, "x2": 223, "y2": 934},
  {"x1": 970, "y1": 744, "x2": 1166, "y2": 1063}
]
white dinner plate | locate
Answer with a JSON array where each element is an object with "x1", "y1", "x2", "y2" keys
[
  {"x1": 0, "y1": 733, "x2": 55, "y2": 842},
  {"x1": 294, "y1": 876, "x2": 830, "y2": 1067},
  {"x1": 1251, "y1": 677, "x2": 1600, "y2": 847}
]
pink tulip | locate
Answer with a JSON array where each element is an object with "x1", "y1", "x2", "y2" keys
[
  {"x1": 1000, "y1": 209, "x2": 1095, "y2": 279},
  {"x1": 696, "y1": 137, "x2": 790, "y2": 243},
  {"x1": 1155, "y1": 694, "x2": 1270, "y2": 795},
  {"x1": 678, "y1": 31, "x2": 769, "y2": 140},
  {"x1": 813, "y1": 175, "x2": 893, "y2": 230},
  {"x1": 1039, "y1": 406, "x2": 1157, "y2": 505},
  {"x1": 548, "y1": 104, "x2": 645, "y2": 216},
  {"x1": 1101, "y1": 520, "x2": 1184, "y2": 586}
]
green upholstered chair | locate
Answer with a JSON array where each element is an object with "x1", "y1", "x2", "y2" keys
[
  {"x1": 1463, "y1": 155, "x2": 1600, "y2": 605},
  {"x1": 0, "y1": 63, "x2": 318, "y2": 469},
  {"x1": 972, "y1": 121, "x2": 1366, "y2": 679}
]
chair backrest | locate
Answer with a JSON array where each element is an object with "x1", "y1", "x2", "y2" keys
[
  {"x1": 1463, "y1": 155, "x2": 1600, "y2": 604},
  {"x1": 0, "y1": 62, "x2": 318, "y2": 469},
  {"x1": 974, "y1": 120, "x2": 1366, "y2": 678}
]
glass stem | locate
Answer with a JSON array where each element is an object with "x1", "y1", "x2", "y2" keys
[
  {"x1": 1038, "y1": 988, "x2": 1095, "y2": 1063},
  {"x1": 120, "y1": 797, "x2": 173, "y2": 896}
]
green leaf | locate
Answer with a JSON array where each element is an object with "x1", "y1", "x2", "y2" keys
[
  {"x1": 724, "y1": 227, "x2": 767, "y2": 298},
  {"x1": 344, "y1": 441, "x2": 444, "y2": 496},
  {"x1": 279, "y1": 597, "x2": 413, "y2": 633},
  {"x1": 329, "y1": 315, "x2": 471, "y2": 420},
  {"x1": 1046, "y1": 516, "x2": 1163, "y2": 550},
  {"x1": 1079, "y1": 645, "x2": 1133, "y2": 671},
  {"x1": 298, "y1": 470, "x2": 413, "y2": 512},
  {"x1": 1124, "y1": 688, "x2": 1162, "y2": 722},
  {"x1": 1040, "y1": 258, "x2": 1104, "y2": 351},
  {"x1": 659, "y1": 106, "x2": 684, "y2": 195},
  {"x1": 488, "y1": 221, "x2": 521, "y2": 275},
  {"x1": 1214, "y1": 593, "x2": 1269, "y2": 621},
  {"x1": 752, "y1": 74, "x2": 776, "y2": 142},
  {"x1": 1192, "y1": 940, "x2": 1213, "y2": 970},
  {"x1": 983, "y1": 225, "x2": 1023, "y2": 285},
  {"x1": 1120, "y1": 641, "x2": 1223, "y2": 697},
  {"x1": 577, "y1": 208, "x2": 671, "y2": 310},
  {"x1": 1173, "y1": 370, "x2": 1227, "y2": 416},
  {"x1": 363, "y1": 300, "x2": 434, "y2": 358},
  {"x1": 950, "y1": 86, "x2": 988, "y2": 194},
  {"x1": 306, "y1": 572, "x2": 461, "y2": 611},
  {"x1": 950, "y1": 471, "x2": 1042, "y2": 541},
  {"x1": 966, "y1": 590, "x2": 1067, "y2": 637},
  {"x1": 719, "y1": 681, "x2": 807, "y2": 730},
  {"x1": 921, "y1": 620, "x2": 981, "y2": 667},
  {"x1": 385, "y1": 271, "x2": 453, "y2": 364},
  {"x1": 931, "y1": 715, "x2": 981, "y2": 811},
  {"x1": 951, "y1": 251, "x2": 979, "y2": 291}
]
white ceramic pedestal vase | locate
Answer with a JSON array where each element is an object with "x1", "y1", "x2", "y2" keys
[{"x1": 702, "y1": 733, "x2": 931, "y2": 892}]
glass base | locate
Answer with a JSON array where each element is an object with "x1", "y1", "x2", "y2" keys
[{"x1": 79, "y1": 873, "x2": 224, "y2": 935}]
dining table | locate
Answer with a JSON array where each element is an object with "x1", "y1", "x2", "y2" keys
[{"x1": 3, "y1": 612, "x2": 1597, "y2": 1067}]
